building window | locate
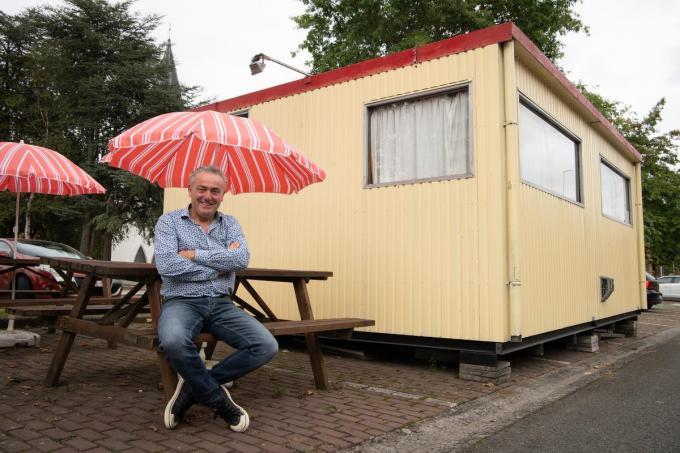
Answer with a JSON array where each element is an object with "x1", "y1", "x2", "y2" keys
[
  {"x1": 600, "y1": 160, "x2": 631, "y2": 224},
  {"x1": 519, "y1": 100, "x2": 581, "y2": 203},
  {"x1": 366, "y1": 87, "x2": 471, "y2": 186}
]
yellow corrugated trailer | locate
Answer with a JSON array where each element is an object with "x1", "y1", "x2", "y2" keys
[{"x1": 163, "y1": 23, "x2": 645, "y2": 375}]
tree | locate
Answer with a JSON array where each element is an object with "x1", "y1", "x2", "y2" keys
[
  {"x1": 580, "y1": 86, "x2": 680, "y2": 272},
  {"x1": 293, "y1": 0, "x2": 587, "y2": 72},
  {"x1": 0, "y1": 0, "x2": 197, "y2": 257}
]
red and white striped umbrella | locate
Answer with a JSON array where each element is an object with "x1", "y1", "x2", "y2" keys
[
  {"x1": 0, "y1": 141, "x2": 106, "y2": 196},
  {"x1": 101, "y1": 110, "x2": 325, "y2": 193},
  {"x1": 0, "y1": 141, "x2": 106, "y2": 297}
]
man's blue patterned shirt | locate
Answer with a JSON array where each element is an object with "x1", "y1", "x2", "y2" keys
[{"x1": 154, "y1": 206, "x2": 249, "y2": 299}]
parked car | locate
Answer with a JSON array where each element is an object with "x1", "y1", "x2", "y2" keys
[
  {"x1": 646, "y1": 272, "x2": 663, "y2": 309},
  {"x1": 0, "y1": 238, "x2": 121, "y2": 298},
  {"x1": 0, "y1": 240, "x2": 61, "y2": 298},
  {"x1": 657, "y1": 274, "x2": 680, "y2": 301}
]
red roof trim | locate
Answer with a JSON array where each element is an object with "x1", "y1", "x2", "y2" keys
[
  {"x1": 196, "y1": 22, "x2": 641, "y2": 162},
  {"x1": 194, "y1": 22, "x2": 514, "y2": 113},
  {"x1": 508, "y1": 24, "x2": 641, "y2": 162}
]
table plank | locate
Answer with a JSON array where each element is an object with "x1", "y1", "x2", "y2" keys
[
  {"x1": 40, "y1": 257, "x2": 158, "y2": 280},
  {"x1": 0, "y1": 256, "x2": 41, "y2": 266},
  {"x1": 40, "y1": 257, "x2": 333, "y2": 280}
]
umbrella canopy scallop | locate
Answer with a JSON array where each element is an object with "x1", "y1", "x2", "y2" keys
[
  {"x1": 0, "y1": 142, "x2": 106, "y2": 196},
  {"x1": 101, "y1": 110, "x2": 325, "y2": 193}
]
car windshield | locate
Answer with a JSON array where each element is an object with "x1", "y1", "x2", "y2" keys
[
  {"x1": 16, "y1": 240, "x2": 87, "y2": 259},
  {"x1": 646, "y1": 272, "x2": 655, "y2": 280}
]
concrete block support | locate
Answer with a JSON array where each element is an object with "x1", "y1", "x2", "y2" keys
[
  {"x1": 614, "y1": 319, "x2": 638, "y2": 337},
  {"x1": 459, "y1": 360, "x2": 511, "y2": 384},
  {"x1": 566, "y1": 333, "x2": 599, "y2": 353},
  {"x1": 458, "y1": 352, "x2": 511, "y2": 384}
]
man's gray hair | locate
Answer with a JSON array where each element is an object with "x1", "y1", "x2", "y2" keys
[{"x1": 189, "y1": 165, "x2": 227, "y2": 188}]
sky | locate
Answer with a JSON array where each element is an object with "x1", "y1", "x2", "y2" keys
[{"x1": 3, "y1": 0, "x2": 679, "y2": 134}]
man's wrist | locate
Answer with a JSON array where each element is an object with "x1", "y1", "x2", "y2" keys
[
  {"x1": 178, "y1": 249, "x2": 197, "y2": 261},
  {"x1": 192, "y1": 249, "x2": 204, "y2": 263}
]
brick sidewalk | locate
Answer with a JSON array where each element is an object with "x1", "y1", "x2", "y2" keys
[{"x1": 2, "y1": 302, "x2": 679, "y2": 452}]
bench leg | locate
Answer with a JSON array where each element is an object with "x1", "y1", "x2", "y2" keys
[
  {"x1": 158, "y1": 352, "x2": 178, "y2": 402},
  {"x1": 304, "y1": 332, "x2": 328, "y2": 390},
  {"x1": 44, "y1": 332, "x2": 76, "y2": 387}
]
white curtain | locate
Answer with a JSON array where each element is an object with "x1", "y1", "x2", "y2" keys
[
  {"x1": 369, "y1": 90, "x2": 470, "y2": 184},
  {"x1": 601, "y1": 162, "x2": 630, "y2": 223}
]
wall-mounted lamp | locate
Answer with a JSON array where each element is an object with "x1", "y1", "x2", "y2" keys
[{"x1": 249, "y1": 53, "x2": 310, "y2": 77}]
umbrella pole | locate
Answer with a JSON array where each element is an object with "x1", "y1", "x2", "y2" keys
[{"x1": 10, "y1": 191, "x2": 20, "y2": 300}]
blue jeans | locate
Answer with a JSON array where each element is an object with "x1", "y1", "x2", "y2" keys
[{"x1": 158, "y1": 296, "x2": 278, "y2": 408}]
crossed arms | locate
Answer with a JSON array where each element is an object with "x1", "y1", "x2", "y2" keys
[{"x1": 154, "y1": 214, "x2": 250, "y2": 282}]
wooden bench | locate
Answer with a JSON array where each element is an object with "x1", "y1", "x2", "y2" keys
[
  {"x1": 5, "y1": 302, "x2": 149, "y2": 327},
  {"x1": 0, "y1": 296, "x2": 130, "y2": 309},
  {"x1": 6, "y1": 304, "x2": 147, "y2": 317},
  {"x1": 4, "y1": 293, "x2": 146, "y2": 331},
  {"x1": 55, "y1": 315, "x2": 374, "y2": 397},
  {"x1": 0, "y1": 289, "x2": 68, "y2": 297},
  {"x1": 194, "y1": 318, "x2": 374, "y2": 364},
  {"x1": 55, "y1": 316, "x2": 373, "y2": 350}
]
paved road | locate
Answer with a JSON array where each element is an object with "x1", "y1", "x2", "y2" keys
[{"x1": 464, "y1": 334, "x2": 680, "y2": 453}]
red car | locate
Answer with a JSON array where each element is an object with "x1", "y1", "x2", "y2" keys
[
  {"x1": 0, "y1": 238, "x2": 121, "y2": 298},
  {"x1": 0, "y1": 239, "x2": 62, "y2": 297}
]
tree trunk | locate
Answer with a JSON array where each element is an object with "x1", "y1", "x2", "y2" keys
[
  {"x1": 100, "y1": 231, "x2": 112, "y2": 261},
  {"x1": 80, "y1": 220, "x2": 94, "y2": 256},
  {"x1": 24, "y1": 193, "x2": 34, "y2": 239},
  {"x1": 87, "y1": 230, "x2": 112, "y2": 260},
  {"x1": 89, "y1": 230, "x2": 96, "y2": 258},
  {"x1": 645, "y1": 247, "x2": 654, "y2": 274}
]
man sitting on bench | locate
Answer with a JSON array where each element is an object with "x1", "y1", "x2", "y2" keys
[{"x1": 154, "y1": 166, "x2": 278, "y2": 432}]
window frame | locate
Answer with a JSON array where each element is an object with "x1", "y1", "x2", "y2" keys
[
  {"x1": 363, "y1": 82, "x2": 474, "y2": 189},
  {"x1": 599, "y1": 157, "x2": 632, "y2": 226},
  {"x1": 518, "y1": 95, "x2": 583, "y2": 206}
]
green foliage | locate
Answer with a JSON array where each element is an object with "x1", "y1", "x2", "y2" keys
[
  {"x1": 293, "y1": 0, "x2": 587, "y2": 72},
  {"x1": 0, "y1": 0, "x2": 197, "y2": 254},
  {"x1": 580, "y1": 85, "x2": 680, "y2": 271}
]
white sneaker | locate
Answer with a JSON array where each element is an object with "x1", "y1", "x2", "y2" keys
[
  {"x1": 164, "y1": 377, "x2": 195, "y2": 429},
  {"x1": 212, "y1": 385, "x2": 249, "y2": 432}
]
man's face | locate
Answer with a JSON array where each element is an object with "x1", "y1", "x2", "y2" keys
[{"x1": 188, "y1": 172, "x2": 226, "y2": 221}]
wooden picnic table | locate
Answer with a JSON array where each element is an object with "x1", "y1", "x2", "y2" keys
[{"x1": 40, "y1": 257, "x2": 373, "y2": 399}]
